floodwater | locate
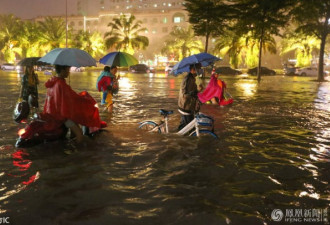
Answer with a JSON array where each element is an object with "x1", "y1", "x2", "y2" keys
[{"x1": 0, "y1": 70, "x2": 329, "y2": 225}]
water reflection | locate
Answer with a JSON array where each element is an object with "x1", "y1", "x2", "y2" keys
[
  {"x1": 234, "y1": 80, "x2": 257, "y2": 99},
  {"x1": 119, "y1": 77, "x2": 133, "y2": 90},
  {"x1": 315, "y1": 82, "x2": 330, "y2": 112}
]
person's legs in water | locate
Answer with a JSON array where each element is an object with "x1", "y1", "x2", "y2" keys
[
  {"x1": 101, "y1": 92, "x2": 107, "y2": 105},
  {"x1": 178, "y1": 114, "x2": 194, "y2": 131},
  {"x1": 65, "y1": 120, "x2": 84, "y2": 143},
  {"x1": 104, "y1": 92, "x2": 113, "y2": 112}
]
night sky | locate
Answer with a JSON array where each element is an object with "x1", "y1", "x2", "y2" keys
[{"x1": 0, "y1": 0, "x2": 78, "y2": 19}]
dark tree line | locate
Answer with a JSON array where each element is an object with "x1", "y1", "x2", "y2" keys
[{"x1": 185, "y1": 0, "x2": 330, "y2": 82}]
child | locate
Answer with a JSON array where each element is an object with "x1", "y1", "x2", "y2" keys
[
  {"x1": 97, "y1": 66, "x2": 119, "y2": 112},
  {"x1": 96, "y1": 66, "x2": 111, "y2": 105}
]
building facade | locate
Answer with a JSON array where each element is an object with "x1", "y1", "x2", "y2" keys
[
  {"x1": 35, "y1": 1, "x2": 189, "y2": 61},
  {"x1": 75, "y1": 0, "x2": 189, "y2": 59},
  {"x1": 77, "y1": 0, "x2": 186, "y2": 16}
]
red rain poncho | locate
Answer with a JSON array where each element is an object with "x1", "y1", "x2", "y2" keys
[
  {"x1": 97, "y1": 76, "x2": 112, "y2": 92},
  {"x1": 197, "y1": 74, "x2": 233, "y2": 106},
  {"x1": 43, "y1": 76, "x2": 103, "y2": 128}
]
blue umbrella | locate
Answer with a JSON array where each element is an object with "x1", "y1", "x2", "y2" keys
[
  {"x1": 172, "y1": 53, "x2": 221, "y2": 76},
  {"x1": 99, "y1": 51, "x2": 138, "y2": 67},
  {"x1": 38, "y1": 48, "x2": 97, "y2": 67}
]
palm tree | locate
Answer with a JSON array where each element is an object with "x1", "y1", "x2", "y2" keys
[
  {"x1": 0, "y1": 14, "x2": 22, "y2": 62},
  {"x1": 104, "y1": 15, "x2": 149, "y2": 54},
  {"x1": 281, "y1": 31, "x2": 320, "y2": 67},
  {"x1": 72, "y1": 30, "x2": 106, "y2": 58},
  {"x1": 213, "y1": 31, "x2": 276, "y2": 68},
  {"x1": 213, "y1": 30, "x2": 245, "y2": 68},
  {"x1": 19, "y1": 21, "x2": 42, "y2": 58},
  {"x1": 161, "y1": 26, "x2": 203, "y2": 61},
  {"x1": 38, "y1": 17, "x2": 67, "y2": 51}
]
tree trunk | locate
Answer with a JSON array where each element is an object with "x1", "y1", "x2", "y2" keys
[
  {"x1": 317, "y1": 17, "x2": 329, "y2": 82},
  {"x1": 257, "y1": 36, "x2": 263, "y2": 82},
  {"x1": 318, "y1": 35, "x2": 326, "y2": 82},
  {"x1": 204, "y1": 32, "x2": 210, "y2": 53}
]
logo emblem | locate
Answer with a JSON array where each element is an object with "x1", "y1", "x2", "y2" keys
[{"x1": 271, "y1": 209, "x2": 284, "y2": 221}]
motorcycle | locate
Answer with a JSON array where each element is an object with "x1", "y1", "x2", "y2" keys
[
  {"x1": 15, "y1": 113, "x2": 68, "y2": 148},
  {"x1": 15, "y1": 113, "x2": 107, "y2": 148}
]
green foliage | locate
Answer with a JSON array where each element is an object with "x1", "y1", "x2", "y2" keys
[
  {"x1": 72, "y1": 30, "x2": 105, "y2": 58},
  {"x1": 213, "y1": 31, "x2": 276, "y2": 68},
  {"x1": 230, "y1": 0, "x2": 291, "y2": 79},
  {"x1": 20, "y1": 21, "x2": 42, "y2": 58},
  {"x1": 104, "y1": 15, "x2": 149, "y2": 54},
  {"x1": 291, "y1": 0, "x2": 330, "y2": 81},
  {"x1": 161, "y1": 26, "x2": 203, "y2": 61},
  {"x1": 184, "y1": 0, "x2": 234, "y2": 52},
  {"x1": 292, "y1": 0, "x2": 330, "y2": 39},
  {"x1": 0, "y1": 14, "x2": 22, "y2": 62},
  {"x1": 38, "y1": 17, "x2": 68, "y2": 50},
  {"x1": 281, "y1": 31, "x2": 320, "y2": 67}
]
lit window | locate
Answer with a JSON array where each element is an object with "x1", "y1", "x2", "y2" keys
[
  {"x1": 154, "y1": 4, "x2": 157, "y2": 7},
  {"x1": 174, "y1": 17, "x2": 181, "y2": 23},
  {"x1": 145, "y1": 29, "x2": 149, "y2": 34},
  {"x1": 163, "y1": 17, "x2": 168, "y2": 23},
  {"x1": 152, "y1": 28, "x2": 157, "y2": 34},
  {"x1": 168, "y1": 3, "x2": 172, "y2": 6},
  {"x1": 173, "y1": 13, "x2": 185, "y2": 23}
]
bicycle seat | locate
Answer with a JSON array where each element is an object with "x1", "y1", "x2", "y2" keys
[{"x1": 159, "y1": 109, "x2": 173, "y2": 116}]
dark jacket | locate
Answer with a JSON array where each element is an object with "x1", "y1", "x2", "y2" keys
[{"x1": 178, "y1": 72, "x2": 199, "y2": 113}]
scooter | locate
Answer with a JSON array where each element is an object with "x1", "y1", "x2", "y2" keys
[
  {"x1": 15, "y1": 114, "x2": 69, "y2": 148},
  {"x1": 15, "y1": 114, "x2": 107, "y2": 148}
]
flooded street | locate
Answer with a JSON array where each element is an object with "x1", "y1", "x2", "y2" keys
[{"x1": 0, "y1": 70, "x2": 329, "y2": 225}]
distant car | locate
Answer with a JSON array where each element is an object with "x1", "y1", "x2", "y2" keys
[
  {"x1": 247, "y1": 67, "x2": 276, "y2": 75},
  {"x1": 296, "y1": 67, "x2": 329, "y2": 76},
  {"x1": 215, "y1": 66, "x2": 242, "y2": 75},
  {"x1": 165, "y1": 64, "x2": 174, "y2": 73},
  {"x1": 284, "y1": 66, "x2": 299, "y2": 75},
  {"x1": 129, "y1": 64, "x2": 151, "y2": 73},
  {"x1": 1, "y1": 63, "x2": 15, "y2": 71},
  {"x1": 37, "y1": 65, "x2": 54, "y2": 71},
  {"x1": 70, "y1": 67, "x2": 85, "y2": 72}
]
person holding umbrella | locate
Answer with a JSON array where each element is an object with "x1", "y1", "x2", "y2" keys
[
  {"x1": 97, "y1": 65, "x2": 119, "y2": 112},
  {"x1": 43, "y1": 64, "x2": 106, "y2": 143},
  {"x1": 177, "y1": 63, "x2": 202, "y2": 130},
  {"x1": 20, "y1": 65, "x2": 39, "y2": 111}
]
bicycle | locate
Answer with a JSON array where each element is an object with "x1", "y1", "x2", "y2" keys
[{"x1": 138, "y1": 109, "x2": 218, "y2": 138}]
